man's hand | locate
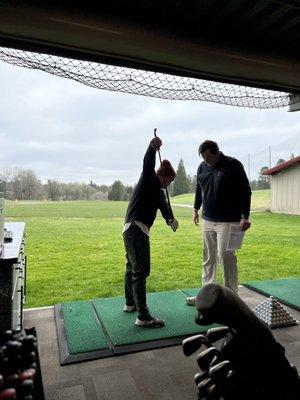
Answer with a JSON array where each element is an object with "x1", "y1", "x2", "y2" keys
[
  {"x1": 240, "y1": 218, "x2": 251, "y2": 231},
  {"x1": 168, "y1": 218, "x2": 179, "y2": 231},
  {"x1": 151, "y1": 136, "x2": 162, "y2": 151},
  {"x1": 193, "y1": 209, "x2": 199, "y2": 226}
]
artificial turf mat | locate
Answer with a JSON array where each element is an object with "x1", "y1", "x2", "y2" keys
[
  {"x1": 55, "y1": 289, "x2": 215, "y2": 364},
  {"x1": 61, "y1": 301, "x2": 110, "y2": 353},
  {"x1": 243, "y1": 278, "x2": 300, "y2": 310},
  {"x1": 93, "y1": 290, "x2": 212, "y2": 347}
]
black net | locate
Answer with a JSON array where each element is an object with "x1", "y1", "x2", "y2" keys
[{"x1": 0, "y1": 47, "x2": 296, "y2": 109}]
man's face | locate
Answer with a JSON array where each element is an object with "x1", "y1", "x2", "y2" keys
[{"x1": 201, "y1": 149, "x2": 220, "y2": 167}]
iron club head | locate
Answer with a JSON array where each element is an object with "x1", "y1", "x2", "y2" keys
[
  {"x1": 206, "y1": 327, "x2": 230, "y2": 344},
  {"x1": 209, "y1": 360, "x2": 232, "y2": 383},
  {"x1": 196, "y1": 347, "x2": 219, "y2": 370},
  {"x1": 182, "y1": 334, "x2": 209, "y2": 357},
  {"x1": 194, "y1": 370, "x2": 209, "y2": 385}
]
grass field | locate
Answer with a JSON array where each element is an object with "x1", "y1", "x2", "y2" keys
[
  {"x1": 172, "y1": 189, "x2": 271, "y2": 212},
  {"x1": 4, "y1": 190, "x2": 300, "y2": 308}
]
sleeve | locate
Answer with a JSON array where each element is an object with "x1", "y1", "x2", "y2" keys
[
  {"x1": 142, "y1": 144, "x2": 157, "y2": 177},
  {"x1": 159, "y1": 189, "x2": 174, "y2": 223},
  {"x1": 194, "y1": 168, "x2": 202, "y2": 210},
  {"x1": 235, "y1": 161, "x2": 252, "y2": 219}
]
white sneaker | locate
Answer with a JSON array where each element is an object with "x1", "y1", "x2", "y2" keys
[
  {"x1": 135, "y1": 316, "x2": 165, "y2": 328},
  {"x1": 186, "y1": 296, "x2": 196, "y2": 306},
  {"x1": 123, "y1": 304, "x2": 137, "y2": 312}
]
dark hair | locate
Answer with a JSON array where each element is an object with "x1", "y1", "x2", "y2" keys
[
  {"x1": 156, "y1": 160, "x2": 176, "y2": 179},
  {"x1": 198, "y1": 140, "x2": 219, "y2": 155}
]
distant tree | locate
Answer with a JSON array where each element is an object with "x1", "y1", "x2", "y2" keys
[
  {"x1": 89, "y1": 180, "x2": 99, "y2": 190},
  {"x1": 13, "y1": 169, "x2": 42, "y2": 200},
  {"x1": 123, "y1": 185, "x2": 133, "y2": 201},
  {"x1": 290, "y1": 153, "x2": 295, "y2": 159},
  {"x1": 108, "y1": 180, "x2": 125, "y2": 200},
  {"x1": 0, "y1": 167, "x2": 14, "y2": 199},
  {"x1": 173, "y1": 159, "x2": 190, "y2": 196},
  {"x1": 276, "y1": 158, "x2": 285, "y2": 165},
  {"x1": 191, "y1": 175, "x2": 197, "y2": 192},
  {"x1": 45, "y1": 179, "x2": 61, "y2": 201},
  {"x1": 250, "y1": 180, "x2": 258, "y2": 190},
  {"x1": 257, "y1": 166, "x2": 270, "y2": 189},
  {"x1": 99, "y1": 184, "x2": 109, "y2": 193},
  {"x1": 187, "y1": 174, "x2": 193, "y2": 193}
]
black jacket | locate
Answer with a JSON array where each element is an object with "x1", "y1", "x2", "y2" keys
[
  {"x1": 194, "y1": 152, "x2": 251, "y2": 222},
  {"x1": 125, "y1": 144, "x2": 173, "y2": 228}
]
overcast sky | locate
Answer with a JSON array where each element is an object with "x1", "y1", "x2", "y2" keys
[{"x1": 0, "y1": 61, "x2": 299, "y2": 185}]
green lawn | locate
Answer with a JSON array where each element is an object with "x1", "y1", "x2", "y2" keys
[
  {"x1": 4, "y1": 195, "x2": 300, "y2": 308},
  {"x1": 172, "y1": 189, "x2": 271, "y2": 211}
]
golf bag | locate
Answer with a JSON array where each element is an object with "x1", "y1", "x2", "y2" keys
[{"x1": 182, "y1": 283, "x2": 300, "y2": 400}]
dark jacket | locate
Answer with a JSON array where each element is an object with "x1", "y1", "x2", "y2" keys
[
  {"x1": 125, "y1": 144, "x2": 173, "y2": 228},
  {"x1": 194, "y1": 152, "x2": 251, "y2": 222}
]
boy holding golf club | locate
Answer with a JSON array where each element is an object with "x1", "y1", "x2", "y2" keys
[{"x1": 123, "y1": 134, "x2": 178, "y2": 328}]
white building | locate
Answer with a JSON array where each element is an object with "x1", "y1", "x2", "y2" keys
[{"x1": 262, "y1": 156, "x2": 300, "y2": 215}]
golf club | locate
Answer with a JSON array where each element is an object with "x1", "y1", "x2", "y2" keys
[
  {"x1": 194, "y1": 370, "x2": 209, "y2": 385},
  {"x1": 206, "y1": 327, "x2": 230, "y2": 344},
  {"x1": 153, "y1": 128, "x2": 176, "y2": 231},
  {"x1": 182, "y1": 334, "x2": 210, "y2": 357},
  {"x1": 196, "y1": 347, "x2": 219, "y2": 370},
  {"x1": 209, "y1": 361, "x2": 232, "y2": 383},
  {"x1": 197, "y1": 379, "x2": 221, "y2": 400}
]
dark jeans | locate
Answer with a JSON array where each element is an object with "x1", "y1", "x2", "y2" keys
[{"x1": 123, "y1": 224, "x2": 150, "y2": 317}]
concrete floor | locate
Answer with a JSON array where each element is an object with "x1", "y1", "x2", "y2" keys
[{"x1": 24, "y1": 287, "x2": 300, "y2": 400}]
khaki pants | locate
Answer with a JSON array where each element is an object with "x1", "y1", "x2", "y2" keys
[{"x1": 201, "y1": 219, "x2": 240, "y2": 293}]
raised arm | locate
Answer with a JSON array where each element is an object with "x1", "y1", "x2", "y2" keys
[{"x1": 142, "y1": 137, "x2": 162, "y2": 174}]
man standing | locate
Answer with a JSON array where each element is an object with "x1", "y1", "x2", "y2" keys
[
  {"x1": 186, "y1": 140, "x2": 251, "y2": 305},
  {"x1": 123, "y1": 136, "x2": 178, "y2": 327}
]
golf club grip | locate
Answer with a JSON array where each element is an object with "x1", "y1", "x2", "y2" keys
[{"x1": 154, "y1": 129, "x2": 163, "y2": 164}]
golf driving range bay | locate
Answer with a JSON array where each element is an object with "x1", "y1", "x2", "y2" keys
[{"x1": 4, "y1": 190, "x2": 300, "y2": 308}]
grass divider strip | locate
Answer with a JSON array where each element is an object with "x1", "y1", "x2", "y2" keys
[{"x1": 91, "y1": 301, "x2": 116, "y2": 352}]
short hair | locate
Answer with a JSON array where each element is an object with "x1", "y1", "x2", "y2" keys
[
  {"x1": 156, "y1": 160, "x2": 176, "y2": 179},
  {"x1": 198, "y1": 140, "x2": 219, "y2": 156}
]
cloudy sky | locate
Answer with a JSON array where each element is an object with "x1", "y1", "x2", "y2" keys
[{"x1": 0, "y1": 61, "x2": 299, "y2": 185}]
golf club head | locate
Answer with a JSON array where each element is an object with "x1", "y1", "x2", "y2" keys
[
  {"x1": 194, "y1": 370, "x2": 209, "y2": 385},
  {"x1": 198, "y1": 379, "x2": 221, "y2": 400},
  {"x1": 209, "y1": 360, "x2": 232, "y2": 383},
  {"x1": 206, "y1": 327, "x2": 230, "y2": 344},
  {"x1": 196, "y1": 347, "x2": 219, "y2": 370},
  {"x1": 182, "y1": 334, "x2": 209, "y2": 356}
]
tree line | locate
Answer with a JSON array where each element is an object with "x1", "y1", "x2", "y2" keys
[
  {"x1": 0, "y1": 158, "x2": 272, "y2": 201},
  {"x1": 0, "y1": 168, "x2": 118, "y2": 201}
]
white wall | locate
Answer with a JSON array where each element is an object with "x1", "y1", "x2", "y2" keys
[{"x1": 270, "y1": 164, "x2": 300, "y2": 215}]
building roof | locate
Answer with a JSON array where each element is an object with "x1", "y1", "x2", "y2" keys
[
  {"x1": 0, "y1": 0, "x2": 300, "y2": 93},
  {"x1": 262, "y1": 156, "x2": 300, "y2": 175}
]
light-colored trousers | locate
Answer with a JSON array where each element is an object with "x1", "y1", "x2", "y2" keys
[{"x1": 201, "y1": 219, "x2": 240, "y2": 293}]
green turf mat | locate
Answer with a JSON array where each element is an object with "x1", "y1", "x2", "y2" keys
[
  {"x1": 61, "y1": 301, "x2": 110, "y2": 354},
  {"x1": 93, "y1": 290, "x2": 213, "y2": 346},
  {"x1": 244, "y1": 278, "x2": 300, "y2": 310}
]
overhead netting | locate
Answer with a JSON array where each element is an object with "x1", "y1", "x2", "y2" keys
[{"x1": 0, "y1": 47, "x2": 297, "y2": 109}]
